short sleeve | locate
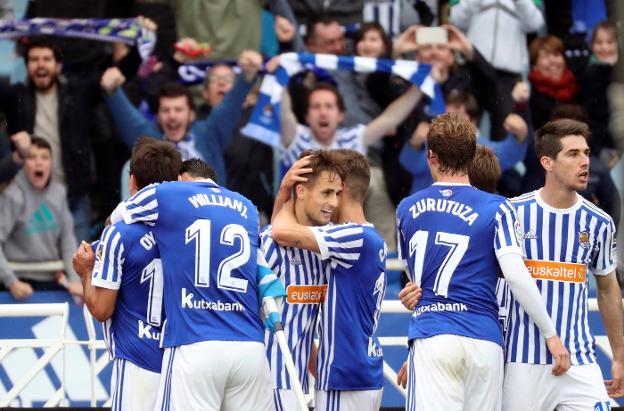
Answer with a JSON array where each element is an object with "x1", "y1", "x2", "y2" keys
[
  {"x1": 121, "y1": 184, "x2": 160, "y2": 225},
  {"x1": 308, "y1": 224, "x2": 364, "y2": 269},
  {"x1": 260, "y1": 228, "x2": 284, "y2": 274},
  {"x1": 494, "y1": 200, "x2": 523, "y2": 259},
  {"x1": 590, "y1": 218, "x2": 617, "y2": 276},
  {"x1": 91, "y1": 225, "x2": 125, "y2": 290}
]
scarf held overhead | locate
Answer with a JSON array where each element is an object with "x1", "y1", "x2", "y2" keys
[
  {"x1": 241, "y1": 52, "x2": 444, "y2": 147},
  {"x1": 0, "y1": 18, "x2": 156, "y2": 61}
]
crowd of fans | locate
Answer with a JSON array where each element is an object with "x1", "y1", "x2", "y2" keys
[{"x1": 0, "y1": 0, "x2": 622, "y2": 300}]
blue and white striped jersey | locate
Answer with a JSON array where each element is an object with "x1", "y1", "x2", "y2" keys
[
  {"x1": 120, "y1": 180, "x2": 265, "y2": 348},
  {"x1": 261, "y1": 225, "x2": 327, "y2": 393},
  {"x1": 506, "y1": 190, "x2": 617, "y2": 365},
  {"x1": 92, "y1": 222, "x2": 163, "y2": 373},
  {"x1": 397, "y1": 183, "x2": 523, "y2": 348},
  {"x1": 309, "y1": 223, "x2": 387, "y2": 391},
  {"x1": 281, "y1": 124, "x2": 365, "y2": 171}
]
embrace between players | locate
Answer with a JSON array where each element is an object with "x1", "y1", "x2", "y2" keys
[{"x1": 73, "y1": 111, "x2": 622, "y2": 411}]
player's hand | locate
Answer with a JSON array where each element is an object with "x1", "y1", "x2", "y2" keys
[
  {"x1": 545, "y1": 335, "x2": 570, "y2": 376},
  {"x1": 605, "y1": 358, "x2": 624, "y2": 397},
  {"x1": 238, "y1": 50, "x2": 263, "y2": 83},
  {"x1": 512, "y1": 81, "x2": 530, "y2": 104},
  {"x1": 274, "y1": 15, "x2": 295, "y2": 43},
  {"x1": 396, "y1": 361, "x2": 408, "y2": 388},
  {"x1": 11, "y1": 131, "x2": 31, "y2": 160},
  {"x1": 398, "y1": 281, "x2": 422, "y2": 310},
  {"x1": 281, "y1": 155, "x2": 313, "y2": 191},
  {"x1": 503, "y1": 113, "x2": 528, "y2": 143},
  {"x1": 9, "y1": 280, "x2": 33, "y2": 300},
  {"x1": 72, "y1": 241, "x2": 96, "y2": 279},
  {"x1": 100, "y1": 67, "x2": 126, "y2": 95}
]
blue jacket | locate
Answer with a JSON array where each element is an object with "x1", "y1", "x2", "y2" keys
[
  {"x1": 399, "y1": 132, "x2": 529, "y2": 194},
  {"x1": 105, "y1": 76, "x2": 252, "y2": 185}
]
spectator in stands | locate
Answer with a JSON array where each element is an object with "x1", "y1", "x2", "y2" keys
[
  {"x1": 581, "y1": 21, "x2": 619, "y2": 167},
  {"x1": 0, "y1": 131, "x2": 31, "y2": 184},
  {"x1": 399, "y1": 90, "x2": 529, "y2": 194},
  {"x1": 0, "y1": 137, "x2": 82, "y2": 300},
  {"x1": 450, "y1": 0, "x2": 544, "y2": 140},
  {"x1": 100, "y1": 50, "x2": 263, "y2": 185},
  {"x1": 196, "y1": 64, "x2": 237, "y2": 120},
  {"x1": 305, "y1": 16, "x2": 346, "y2": 55},
  {"x1": 528, "y1": 35, "x2": 579, "y2": 130},
  {"x1": 289, "y1": 0, "x2": 364, "y2": 26},
  {"x1": 0, "y1": 37, "x2": 141, "y2": 243}
]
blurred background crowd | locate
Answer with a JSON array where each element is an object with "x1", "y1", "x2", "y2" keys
[{"x1": 0, "y1": 0, "x2": 622, "y2": 300}]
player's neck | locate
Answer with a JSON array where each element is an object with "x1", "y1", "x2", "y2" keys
[
  {"x1": 433, "y1": 172, "x2": 470, "y2": 185},
  {"x1": 337, "y1": 202, "x2": 367, "y2": 224},
  {"x1": 540, "y1": 181, "x2": 578, "y2": 209}
]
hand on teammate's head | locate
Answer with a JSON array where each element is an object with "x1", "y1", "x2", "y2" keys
[{"x1": 282, "y1": 155, "x2": 314, "y2": 191}]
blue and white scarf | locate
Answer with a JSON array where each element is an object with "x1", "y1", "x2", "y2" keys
[
  {"x1": 241, "y1": 52, "x2": 444, "y2": 147},
  {"x1": 0, "y1": 18, "x2": 156, "y2": 61}
]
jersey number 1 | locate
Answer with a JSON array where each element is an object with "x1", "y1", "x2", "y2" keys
[
  {"x1": 185, "y1": 220, "x2": 250, "y2": 293},
  {"x1": 410, "y1": 230, "x2": 469, "y2": 297}
]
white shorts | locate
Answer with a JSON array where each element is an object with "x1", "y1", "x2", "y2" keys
[
  {"x1": 503, "y1": 362, "x2": 612, "y2": 411},
  {"x1": 110, "y1": 358, "x2": 160, "y2": 411},
  {"x1": 154, "y1": 340, "x2": 274, "y2": 411},
  {"x1": 406, "y1": 334, "x2": 503, "y2": 411},
  {"x1": 273, "y1": 388, "x2": 312, "y2": 411},
  {"x1": 314, "y1": 388, "x2": 383, "y2": 411}
]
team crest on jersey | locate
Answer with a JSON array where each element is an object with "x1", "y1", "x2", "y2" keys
[
  {"x1": 439, "y1": 189, "x2": 453, "y2": 197},
  {"x1": 579, "y1": 231, "x2": 590, "y2": 249},
  {"x1": 210, "y1": 187, "x2": 221, "y2": 193}
]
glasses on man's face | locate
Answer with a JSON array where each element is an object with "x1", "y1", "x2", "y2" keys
[{"x1": 208, "y1": 74, "x2": 235, "y2": 83}]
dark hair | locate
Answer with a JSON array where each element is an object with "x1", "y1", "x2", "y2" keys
[
  {"x1": 529, "y1": 35, "x2": 565, "y2": 67},
  {"x1": 427, "y1": 113, "x2": 477, "y2": 175},
  {"x1": 180, "y1": 158, "x2": 217, "y2": 181},
  {"x1": 298, "y1": 149, "x2": 345, "y2": 188},
  {"x1": 353, "y1": 22, "x2": 392, "y2": 58},
  {"x1": 445, "y1": 89, "x2": 482, "y2": 123},
  {"x1": 591, "y1": 20, "x2": 617, "y2": 47},
  {"x1": 549, "y1": 104, "x2": 588, "y2": 123},
  {"x1": 23, "y1": 37, "x2": 61, "y2": 64},
  {"x1": 158, "y1": 82, "x2": 195, "y2": 111},
  {"x1": 330, "y1": 149, "x2": 370, "y2": 203},
  {"x1": 535, "y1": 119, "x2": 590, "y2": 160},
  {"x1": 468, "y1": 145, "x2": 500, "y2": 193},
  {"x1": 307, "y1": 82, "x2": 345, "y2": 113},
  {"x1": 306, "y1": 15, "x2": 341, "y2": 43},
  {"x1": 30, "y1": 136, "x2": 52, "y2": 152},
  {"x1": 130, "y1": 137, "x2": 182, "y2": 189}
]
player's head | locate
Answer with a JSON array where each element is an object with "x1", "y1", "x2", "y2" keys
[
  {"x1": 305, "y1": 83, "x2": 345, "y2": 145},
  {"x1": 179, "y1": 158, "x2": 217, "y2": 182},
  {"x1": 24, "y1": 37, "x2": 62, "y2": 92},
  {"x1": 294, "y1": 150, "x2": 344, "y2": 226},
  {"x1": 329, "y1": 149, "x2": 370, "y2": 205},
  {"x1": 535, "y1": 119, "x2": 590, "y2": 192},
  {"x1": 202, "y1": 64, "x2": 236, "y2": 108},
  {"x1": 426, "y1": 113, "x2": 477, "y2": 180},
  {"x1": 24, "y1": 136, "x2": 52, "y2": 191},
  {"x1": 157, "y1": 82, "x2": 196, "y2": 143},
  {"x1": 129, "y1": 137, "x2": 182, "y2": 194},
  {"x1": 468, "y1": 145, "x2": 501, "y2": 193}
]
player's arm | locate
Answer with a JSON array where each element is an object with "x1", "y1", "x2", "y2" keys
[
  {"x1": 362, "y1": 85, "x2": 423, "y2": 147},
  {"x1": 120, "y1": 183, "x2": 161, "y2": 225},
  {"x1": 72, "y1": 240, "x2": 118, "y2": 322},
  {"x1": 495, "y1": 201, "x2": 570, "y2": 375},
  {"x1": 281, "y1": 87, "x2": 299, "y2": 148},
  {"x1": 595, "y1": 271, "x2": 624, "y2": 397},
  {"x1": 271, "y1": 200, "x2": 320, "y2": 253}
]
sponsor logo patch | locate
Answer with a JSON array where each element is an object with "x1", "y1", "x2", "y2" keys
[
  {"x1": 525, "y1": 260, "x2": 587, "y2": 283},
  {"x1": 286, "y1": 285, "x2": 327, "y2": 304}
]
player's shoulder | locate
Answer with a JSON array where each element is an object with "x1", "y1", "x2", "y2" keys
[
  {"x1": 510, "y1": 190, "x2": 538, "y2": 207},
  {"x1": 580, "y1": 196, "x2": 615, "y2": 227},
  {"x1": 397, "y1": 186, "x2": 433, "y2": 215}
]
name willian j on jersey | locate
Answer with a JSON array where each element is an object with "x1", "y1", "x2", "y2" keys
[{"x1": 187, "y1": 193, "x2": 249, "y2": 218}]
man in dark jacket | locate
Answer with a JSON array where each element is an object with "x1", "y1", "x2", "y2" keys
[{"x1": 0, "y1": 37, "x2": 139, "y2": 242}]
